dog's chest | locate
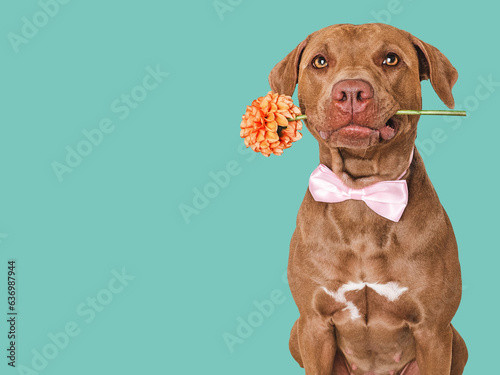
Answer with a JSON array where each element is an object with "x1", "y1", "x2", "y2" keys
[
  {"x1": 317, "y1": 281, "x2": 412, "y2": 325},
  {"x1": 314, "y1": 279, "x2": 419, "y2": 372},
  {"x1": 295, "y1": 203, "x2": 424, "y2": 325},
  {"x1": 311, "y1": 247, "x2": 421, "y2": 326}
]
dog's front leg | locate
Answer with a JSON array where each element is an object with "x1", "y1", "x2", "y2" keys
[
  {"x1": 413, "y1": 324, "x2": 454, "y2": 374},
  {"x1": 293, "y1": 315, "x2": 340, "y2": 375}
]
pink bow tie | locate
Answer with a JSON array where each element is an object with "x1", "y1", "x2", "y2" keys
[{"x1": 308, "y1": 164, "x2": 408, "y2": 222}]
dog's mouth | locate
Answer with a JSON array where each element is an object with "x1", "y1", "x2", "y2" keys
[
  {"x1": 380, "y1": 117, "x2": 399, "y2": 140},
  {"x1": 318, "y1": 116, "x2": 399, "y2": 143}
]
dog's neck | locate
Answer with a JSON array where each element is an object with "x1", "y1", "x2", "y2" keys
[{"x1": 318, "y1": 142, "x2": 415, "y2": 189}]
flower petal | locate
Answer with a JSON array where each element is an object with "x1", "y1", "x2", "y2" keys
[{"x1": 240, "y1": 91, "x2": 303, "y2": 156}]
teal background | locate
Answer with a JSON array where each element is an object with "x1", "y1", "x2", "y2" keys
[{"x1": 0, "y1": 0, "x2": 497, "y2": 374}]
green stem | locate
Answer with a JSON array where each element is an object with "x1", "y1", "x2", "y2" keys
[
  {"x1": 395, "y1": 110, "x2": 467, "y2": 116},
  {"x1": 287, "y1": 110, "x2": 466, "y2": 122},
  {"x1": 289, "y1": 114, "x2": 308, "y2": 121}
]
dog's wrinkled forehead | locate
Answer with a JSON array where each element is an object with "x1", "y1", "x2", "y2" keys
[
  {"x1": 269, "y1": 23, "x2": 458, "y2": 109},
  {"x1": 300, "y1": 24, "x2": 418, "y2": 74}
]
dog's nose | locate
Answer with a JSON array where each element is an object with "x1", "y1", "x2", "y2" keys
[{"x1": 331, "y1": 79, "x2": 374, "y2": 113}]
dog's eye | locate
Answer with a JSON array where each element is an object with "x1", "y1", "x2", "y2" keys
[
  {"x1": 312, "y1": 55, "x2": 328, "y2": 69},
  {"x1": 383, "y1": 53, "x2": 400, "y2": 66}
]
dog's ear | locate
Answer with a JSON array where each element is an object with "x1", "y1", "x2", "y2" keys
[
  {"x1": 268, "y1": 38, "x2": 309, "y2": 96},
  {"x1": 411, "y1": 36, "x2": 458, "y2": 108}
]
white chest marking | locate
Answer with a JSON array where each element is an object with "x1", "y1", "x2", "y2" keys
[{"x1": 321, "y1": 281, "x2": 408, "y2": 320}]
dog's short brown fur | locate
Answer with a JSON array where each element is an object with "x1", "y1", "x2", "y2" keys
[{"x1": 269, "y1": 24, "x2": 467, "y2": 375}]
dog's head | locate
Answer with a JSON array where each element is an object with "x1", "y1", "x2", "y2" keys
[{"x1": 269, "y1": 23, "x2": 457, "y2": 152}]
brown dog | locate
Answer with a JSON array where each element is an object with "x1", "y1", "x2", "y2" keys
[{"x1": 269, "y1": 24, "x2": 467, "y2": 375}]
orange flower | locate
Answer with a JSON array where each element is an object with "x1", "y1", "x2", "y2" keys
[{"x1": 240, "y1": 91, "x2": 303, "y2": 157}]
